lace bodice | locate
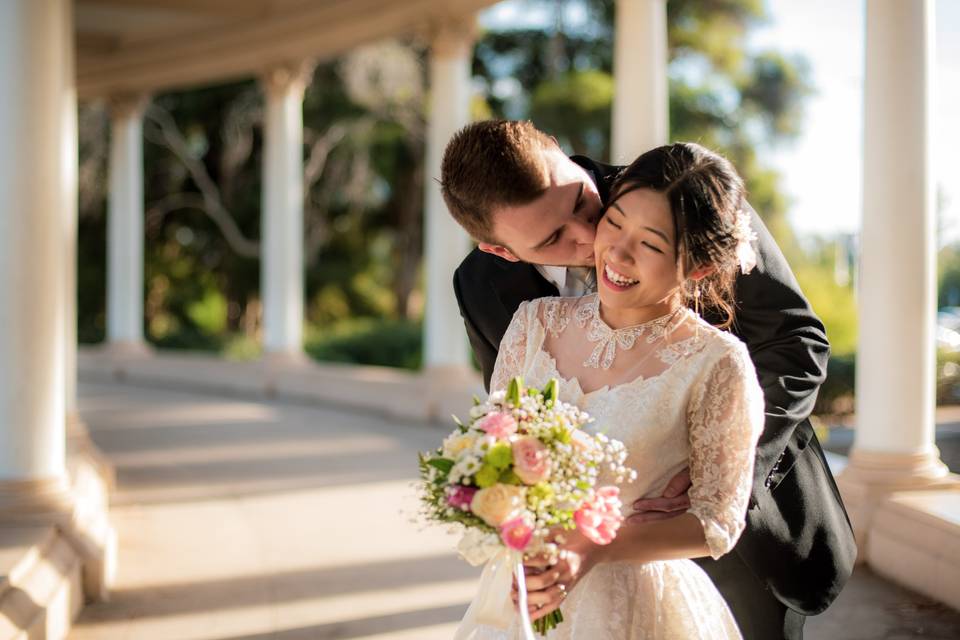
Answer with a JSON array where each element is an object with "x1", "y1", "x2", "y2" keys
[{"x1": 490, "y1": 294, "x2": 765, "y2": 559}]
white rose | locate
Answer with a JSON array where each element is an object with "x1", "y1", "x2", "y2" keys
[{"x1": 442, "y1": 432, "x2": 477, "y2": 458}]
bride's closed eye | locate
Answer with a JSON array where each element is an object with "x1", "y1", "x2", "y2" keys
[{"x1": 643, "y1": 242, "x2": 664, "y2": 254}]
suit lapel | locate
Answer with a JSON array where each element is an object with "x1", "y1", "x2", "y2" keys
[{"x1": 488, "y1": 259, "x2": 559, "y2": 341}]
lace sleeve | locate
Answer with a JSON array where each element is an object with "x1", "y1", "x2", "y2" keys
[
  {"x1": 490, "y1": 301, "x2": 532, "y2": 394},
  {"x1": 686, "y1": 340, "x2": 765, "y2": 559}
]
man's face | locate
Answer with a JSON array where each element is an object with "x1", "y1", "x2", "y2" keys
[{"x1": 478, "y1": 148, "x2": 603, "y2": 267}]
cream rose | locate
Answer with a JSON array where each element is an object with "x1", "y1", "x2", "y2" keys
[{"x1": 470, "y1": 484, "x2": 526, "y2": 527}]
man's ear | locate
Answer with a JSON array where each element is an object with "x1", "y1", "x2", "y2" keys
[{"x1": 478, "y1": 242, "x2": 521, "y2": 263}]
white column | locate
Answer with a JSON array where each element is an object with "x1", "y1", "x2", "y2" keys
[
  {"x1": 846, "y1": 0, "x2": 946, "y2": 482},
  {"x1": 0, "y1": 0, "x2": 70, "y2": 499},
  {"x1": 611, "y1": 0, "x2": 668, "y2": 163},
  {"x1": 62, "y1": 0, "x2": 79, "y2": 424},
  {"x1": 260, "y1": 62, "x2": 313, "y2": 362},
  {"x1": 107, "y1": 93, "x2": 150, "y2": 355},
  {"x1": 424, "y1": 19, "x2": 474, "y2": 373}
]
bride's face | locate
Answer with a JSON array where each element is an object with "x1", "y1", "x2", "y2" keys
[{"x1": 594, "y1": 188, "x2": 684, "y2": 316}]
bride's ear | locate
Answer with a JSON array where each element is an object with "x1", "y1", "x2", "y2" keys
[
  {"x1": 687, "y1": 264, "x2": 715, "y2": 281},
  {"x1": 478, "y1": 242, "x2": 521, "y2": 263}
]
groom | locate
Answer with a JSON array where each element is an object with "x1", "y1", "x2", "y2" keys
[{"x1": 440, "y1": 120, "x2": 856, "y2": 640}]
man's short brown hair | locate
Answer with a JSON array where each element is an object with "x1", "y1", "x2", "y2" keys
[{"x1": 440, "y1": 120, "x2": 557, "y2": 243}]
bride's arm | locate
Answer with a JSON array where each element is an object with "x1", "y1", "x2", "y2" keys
[
  {"x1": 599, "y1": 341, "x2": 766, "y2": 565},
  {"x1": 589, "y1": 512, "x2": 710, "y2": 564}
]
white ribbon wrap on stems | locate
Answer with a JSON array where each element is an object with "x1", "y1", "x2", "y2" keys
[{"x1": 454, "y1": 548, "x2": 538, "y2": 640}]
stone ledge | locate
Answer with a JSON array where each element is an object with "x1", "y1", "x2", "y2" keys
[
  {"x1": 78, "y1": 346, "x2": 485, "y2": 424},
  {"x1": 868, "y1": 485, "x2": 960, "y2": 611},
  {"x1": 0, "y1": 526, "x2": 83, "y2": 640}
]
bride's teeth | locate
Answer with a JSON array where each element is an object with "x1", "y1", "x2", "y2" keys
[{"x1": 604, "y1": 264, "x2": 638, "y2": 286}]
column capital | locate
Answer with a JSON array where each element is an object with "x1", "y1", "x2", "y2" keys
[
  {"x1": 426, "y1": 15, "x2": 477, "y2": 58},
  {"x1": 107, "y1": 92, "x2": 151, "y2": 121},
  {"x1": 259, "y1": 59, "x2": 317, "y2": 100}
]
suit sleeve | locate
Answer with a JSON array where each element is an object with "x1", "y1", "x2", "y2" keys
[
  {"x1": 736, "y1": 205, "x2": 831, "y2": 497},
  {"x1": 453, "y1": 267, "x2": 499, "y2": 392}
]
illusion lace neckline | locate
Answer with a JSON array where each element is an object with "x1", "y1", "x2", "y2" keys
[
  {"x1": 576, "y1": 293, "x2": 687, "y2": 333},
  {"x1": 574, "y1": 294, "x2": 690, "y2": 370}
]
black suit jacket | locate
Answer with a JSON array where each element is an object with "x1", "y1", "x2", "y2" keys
[{"x1": 453, "y1": 155, "x2": 857, "y2": 615}]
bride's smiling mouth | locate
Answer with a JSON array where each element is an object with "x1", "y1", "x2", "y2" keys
[{"x1": 601, "y1": 261, "x2": 640, "y2": 292}]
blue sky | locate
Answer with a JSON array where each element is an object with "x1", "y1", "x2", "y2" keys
[{"x1": 480, "y1": 0, "x2": 960, "y2": 244}]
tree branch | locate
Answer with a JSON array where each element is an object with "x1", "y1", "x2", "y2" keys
[{"x1": 144, "y1": 103, "x2": 260, "y2": 258}]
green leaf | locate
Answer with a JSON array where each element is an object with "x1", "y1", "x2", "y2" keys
[
  {"x1": 506, "y1": 376, "x2": 523, "y2": 406},
  {"x1": 473, "y1": 394, "x2": 482, "y2": 406},
  {"x1": 426, "y1": 458, "x2": 454, "y2": 473},
  {"x1": 499, "y1": 468, "x2": 523, "y2": 485}
]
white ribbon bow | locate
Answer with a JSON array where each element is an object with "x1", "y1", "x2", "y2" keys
[{"x1": 454, "y1": 548, "x2": 538, "y2": 640}]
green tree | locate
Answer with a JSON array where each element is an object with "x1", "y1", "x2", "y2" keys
[{"x1": 473, "y1": 0, "x2": 812, "y2": 261}]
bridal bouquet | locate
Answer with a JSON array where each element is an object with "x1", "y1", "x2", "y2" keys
[{"x1": 418, "y1": 377, "x2": 636, "y2": 638}]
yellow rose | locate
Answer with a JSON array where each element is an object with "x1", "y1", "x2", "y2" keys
[{"x1": 471, "y1": 484, "x2": 527, "y2": 527}]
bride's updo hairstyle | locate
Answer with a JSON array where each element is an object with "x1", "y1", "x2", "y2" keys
[{"x1": 607, "y1": 142, "x2": 747, "y2": 329}]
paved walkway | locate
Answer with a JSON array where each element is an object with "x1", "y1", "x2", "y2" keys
[{"x1": 69, "y1": 381, "x2": 960, "y2": 639}]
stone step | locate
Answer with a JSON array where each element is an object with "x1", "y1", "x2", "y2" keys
[{"x1": 869, "y1": 486, "x2": 960, "y2": 611}]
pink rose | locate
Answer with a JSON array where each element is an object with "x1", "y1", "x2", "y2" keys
[
  {"x1": 500, "y1": 516, "x2": 533, "y2": 551},
  {"x1": 574, "y1": 486, "x2": 623, "y2": 545},
  {"x1": 447, "y1": 485, "x2": 478, "y2": 511},
  {"x1": 476, "y1": 412, "x2": 518, "y2": 439},
  {"x1": 512, "y1": 436, "x2": 551, "y2": 484}
]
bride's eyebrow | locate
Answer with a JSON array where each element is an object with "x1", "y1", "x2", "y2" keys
[{"x1": 610, "y1": 202, "x2": 671, "y2": 245}]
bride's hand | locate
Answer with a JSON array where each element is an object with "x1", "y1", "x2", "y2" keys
[{"x1": 511, "y1": 528, "x2": 603, "y2": 622}]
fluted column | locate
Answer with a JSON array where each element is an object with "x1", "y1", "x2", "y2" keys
[
  {"x1": 838, "y1": 0, "x2": 948, "y2": 549},
  {"x1": 260, "y1": 61, "x2": 313, "y2": 363},
  {"x1": 611, "y1": 0, "x2": 668, "y2": 162},
  {"x1": 424, "y1": 18, "x2": 474, "y2": 373},
  {"x1": 106, "y1": 93, "x2": 150, "y2": 355},
  {"x1": 0, "y1": 0, "x2": 72, "y2": 508}
]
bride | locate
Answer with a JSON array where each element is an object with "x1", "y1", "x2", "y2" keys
[{"x1": 478, "y1": 142, "x2": 765, "y2": 639}]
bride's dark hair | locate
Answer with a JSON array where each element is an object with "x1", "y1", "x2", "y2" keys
[{"x1": 607, "y1": 142, "x2": 747, "y2": 329}]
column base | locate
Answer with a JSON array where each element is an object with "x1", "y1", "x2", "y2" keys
[
  {"x1": 1, "y1": 427, "x2": 117, "y2": 609},
  {"x1": 100, "y1": 340, "x2": 153, "y2": 360},
  {"x1": 261, "y1": 350, "x2": 309, "y2": 397},
  {"x1": 67, "y1": 412, "x2": 116, "y2": 494},
  {"x1": 0, "y1": 476, "x2": 74, "y2": 517},
  {"x1": 262, "y1": 349, "x2": 310, "y2": 369},
  {"x1": 837, "y1": 448, "x2": 954, "y2": 560}
]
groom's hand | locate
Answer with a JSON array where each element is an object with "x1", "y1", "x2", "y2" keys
[{"x1": 628, "y1": 467, "x2": 691, "y2": 525}]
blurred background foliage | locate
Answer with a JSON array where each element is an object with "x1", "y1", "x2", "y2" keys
[{"x1": 78, "y1": 0, "x2": 942, "y2": 416}]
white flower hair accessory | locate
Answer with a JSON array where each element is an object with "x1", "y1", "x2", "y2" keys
[{"x1": 733, "y1": 209, "x2": 758, "y2": 274}]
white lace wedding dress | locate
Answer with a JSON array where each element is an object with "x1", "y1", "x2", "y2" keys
[{"x1": 476, "y1": 293, "x2": 765, "y2": 640}]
